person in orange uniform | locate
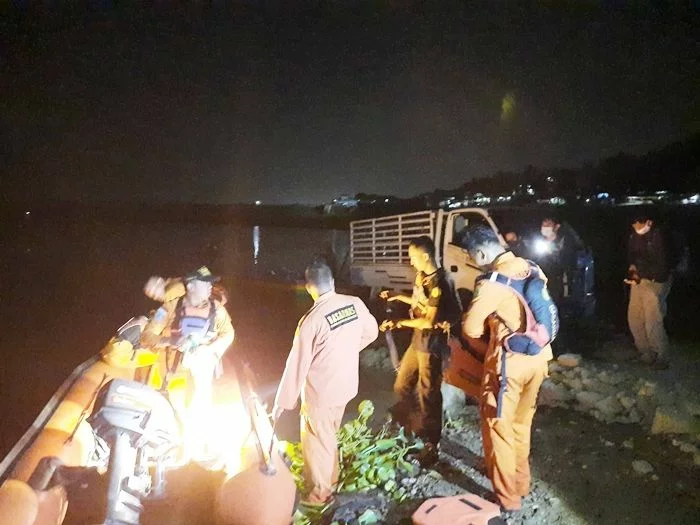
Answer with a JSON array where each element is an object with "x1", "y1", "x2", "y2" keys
[
  {"x1": 460, "y1": 226, "x2": 552, "y2": 515},
  {"x1": 272, "y1": 261, "x2": 379, "y2": 506},
  {"x1": 141, "y1": 266, "x2": 235, "y2": 458}
]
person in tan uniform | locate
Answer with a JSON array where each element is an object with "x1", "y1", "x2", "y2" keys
[
  {"x1": 272, "y1": 261, "x2": 379, "y2": 506},
  {"x1": 461, "y1": 226, "x2": 553, "y2": 514},
  {"x1": 141, "y1": 266, "x2": 235, "y2": 458},
  {"x1": 380, "y1": 235, "x2": 461, "y2": 466}
]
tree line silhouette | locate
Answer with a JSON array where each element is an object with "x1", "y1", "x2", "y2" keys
[{"x1": 353, "y1": 132, "x2": 700, "y2": 215}]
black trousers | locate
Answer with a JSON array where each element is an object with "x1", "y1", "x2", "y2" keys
[{"x1": 392, "y1": 336, "x2": 444, "y2": 446}]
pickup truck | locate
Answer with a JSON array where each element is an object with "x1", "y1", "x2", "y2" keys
[
  {"x1": 348, "y1": 207, "x2": 595, "y2": 317},
  {"x1": 348, "y1": 206, "x2": 595, "y2": 400},
  {"x1": 349, "y1": 207, "x2": 504, "y2": 304}
]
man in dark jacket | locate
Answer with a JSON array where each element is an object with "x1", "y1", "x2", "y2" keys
[
  {"x1": 535, "y1": 215, "x2": 585, "y2": 306},
  {"x1": 626, "y1": 214, "x2": 672, "y2": 369}
]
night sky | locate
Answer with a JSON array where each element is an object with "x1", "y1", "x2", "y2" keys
[{"x1": 2, "y1": 2, "x2": 698, "y2": 205}]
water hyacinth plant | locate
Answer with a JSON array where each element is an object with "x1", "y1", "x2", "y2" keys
[{"x1": 287, "y1": 400, "x2": 424, "y2": 524}]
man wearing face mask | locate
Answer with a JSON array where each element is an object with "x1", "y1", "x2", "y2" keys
[
  {"x1": 535, "y1": 215, "x2": 585, "y2": 306},
  {"x1": 626, "y1": 214, "x2": 672, "y2": 369}
]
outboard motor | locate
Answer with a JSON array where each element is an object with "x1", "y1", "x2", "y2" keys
[{"x1": 88, "y1": 379, "x2": 181, "y2": 525}]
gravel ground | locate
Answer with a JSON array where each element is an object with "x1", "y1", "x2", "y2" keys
[{"x1": 343, "y1": 336, "x2": 700, "y2": 525}]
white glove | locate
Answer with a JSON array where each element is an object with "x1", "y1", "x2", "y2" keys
[{"x1": 143, "y1": 276, "x2": 166, "y2": 302}]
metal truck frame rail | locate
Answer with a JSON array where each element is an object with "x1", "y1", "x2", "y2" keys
[{"x1": 350, "y1": 210, "x2": 436, "y2": 264}]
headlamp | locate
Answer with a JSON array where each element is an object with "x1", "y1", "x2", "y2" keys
[{"x1": 534, "y1": 239, "x2": 553, "y2": 255}]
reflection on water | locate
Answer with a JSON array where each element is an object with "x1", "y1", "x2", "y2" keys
[{"x1": 252, "y1": 225, "x2": 260, "y2": 266}]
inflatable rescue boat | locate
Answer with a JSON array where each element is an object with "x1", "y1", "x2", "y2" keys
[{"x1": 0, "y1": 330, "x2": 297, "y2": 525}]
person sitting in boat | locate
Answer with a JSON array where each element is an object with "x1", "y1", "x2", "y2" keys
[
  {"x1": 140, "y1": 266, "x2": 235, "y2": 459},
  {"x1": 101, "y1": 275, "x2": 229, "y2": 372}
]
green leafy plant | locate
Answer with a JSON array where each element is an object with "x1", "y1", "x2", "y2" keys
[
  {"x1": 293, "y1": 505, "x2": 329, "y2": 525},
  {"x1": 443, "y1": 415, "x2": 466, "y2": 431},
  {"x1": 285, "y1": 400, "x2": 424, "y2": 524}
]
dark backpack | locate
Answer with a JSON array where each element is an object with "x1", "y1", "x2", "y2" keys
[{"x1": 477, "y1": 261, "x2": 559, "y2": 356}]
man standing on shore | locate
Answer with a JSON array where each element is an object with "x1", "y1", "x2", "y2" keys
[
  {"x1": 626, "y1": 213, "x2": 673, "y2": 370},
  {"x1": 380, "y1": 235, "x2": 461, "y2": 467},
  {"x1": 461, "y1": 225, "x2": 553, "y2": 515},
  {"x1": 535, "y1": 215, "x2": 585, "y2": 307},
  {"x1": 272, "y1": 261, "x2": 378, "y2": 507}
]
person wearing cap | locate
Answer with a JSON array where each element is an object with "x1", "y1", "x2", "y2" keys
[
  {"x1": 272, "y1": 260, "x2": 379, "y2": 506},
  {"x1": 141, "y1": 266, "x2": 235, "y2": 458}
]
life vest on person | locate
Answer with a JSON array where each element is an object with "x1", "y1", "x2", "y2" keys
[
  {"x1": 478, "y1": 261, "x2": 560, "y2": 418},
  {"x1": 477, "y1": 260, "x2": 559, "y2": 356},
  {"x1": 169, "y1": 298, "x2": 221, "y2": 375},
  {"x1": 171, "y1": 297, "x2": 217, "y2": 342}
]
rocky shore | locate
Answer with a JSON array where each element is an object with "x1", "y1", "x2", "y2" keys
[{"x1": 345, "y1": 339, "x2": 700, "y2": 525}]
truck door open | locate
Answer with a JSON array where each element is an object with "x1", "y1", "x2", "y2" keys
[
  {"x1": 441, "y1": 209, "x2": 504, "y2": 303},
  {"x1": 440, "y1": 209, "x2": 504, "y2": 402}
]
